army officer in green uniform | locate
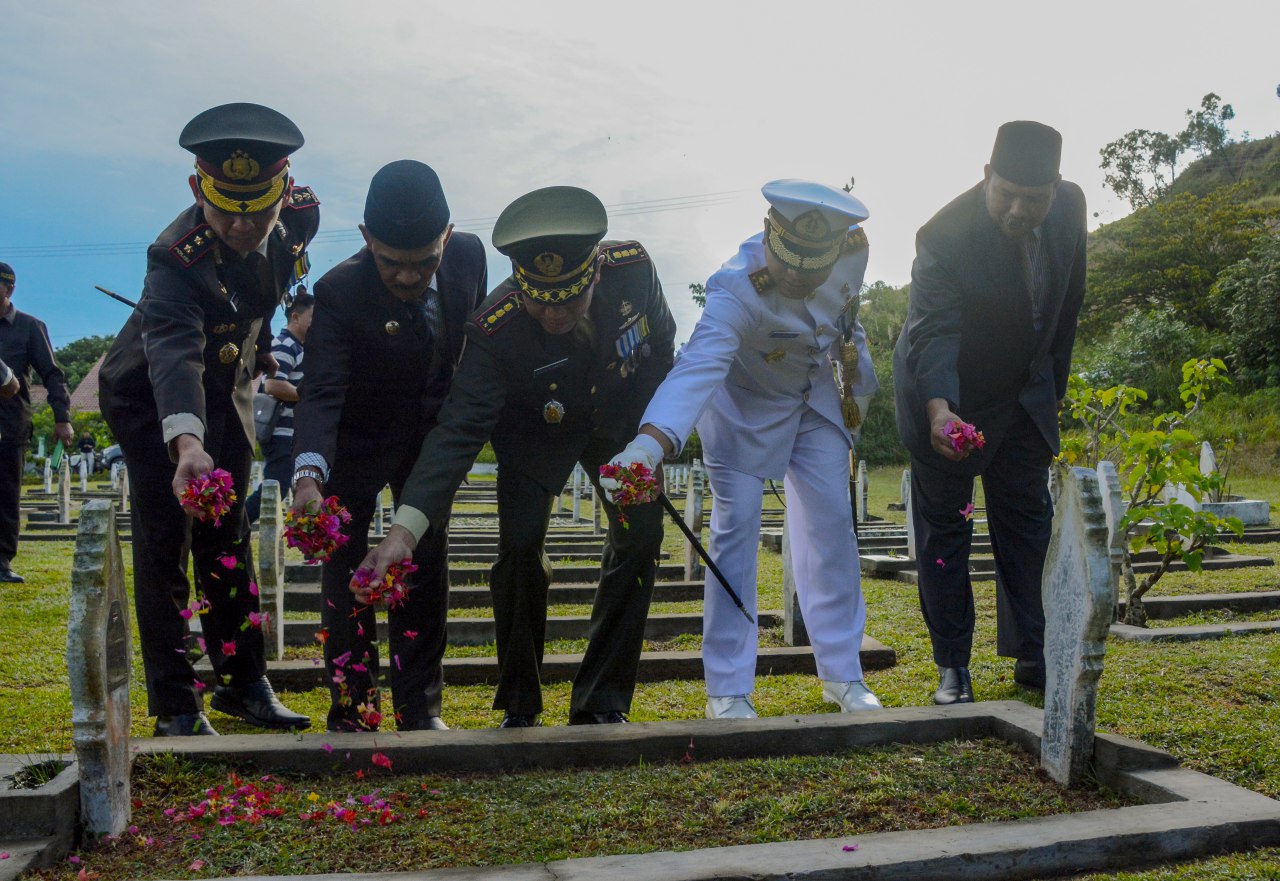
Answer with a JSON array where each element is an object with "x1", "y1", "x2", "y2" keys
[{"x1": 354, "y1": 186, "x2": 676, "y2": 728}]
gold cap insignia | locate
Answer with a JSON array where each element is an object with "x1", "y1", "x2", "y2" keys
[
  {"x1": 543, "y1": 399, "x2": 565, "y2": 424},
  {"x1": 792, "y1": 210, "x2": 831, "y2": 242},
  {"x1": 218, "y1": 342, "x2": 240, "y2": 364},
  {"x1": 222, "y1": 150, "x2": 261, "y2": 182},
  {"x1": 619, "y1": 300, "x2": 633, "y2": 317},
  {"x1": 533, "y1": 252, "x2": 564, "y2": 278},
  {"x1": 385, "y1": 320, "x2": 400, "y2": 335},
  {"x1": 764, "y1": 347, "x2": 786, "y2": 364}
]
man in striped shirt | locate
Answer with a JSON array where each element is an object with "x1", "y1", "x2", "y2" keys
[{"x1": 246, "y1": 289, "x2": 313, "y2": 522}]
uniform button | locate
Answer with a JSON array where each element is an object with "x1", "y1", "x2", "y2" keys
[
  {"x1": 817, "y1": 325, "x2": 828, "y2": 336},
  {"x1": 591, "y1": 386, "x2": 597, "y2": 395},
  {"x1": 549, "y1": 383, "x2": 558, "y2": 391},
  {"x1": 806, "y1": 292, "x2": 816, "y2": 301},
  {"x1": 803, "y1": 392, "x2": 810, "y2": 402}
]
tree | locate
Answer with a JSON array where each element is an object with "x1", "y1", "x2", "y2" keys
[
  {"x1": 1083, "y1": 183, "x2": 1276, "y2": 334},
  {"x1": 32, "y1": 335, "x2": 115, "y2": 391},
  {"x1": 1215, "y1": 234, "x2": 1280, "y2": 387},
  {"x1": 1099, "y1": 93, "x2": 1235, "y2": 209},
  {"x1": 689, "y1": 282, "x2": 706, "y2": 309}
]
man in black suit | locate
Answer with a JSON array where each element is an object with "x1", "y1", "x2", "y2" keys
[
  {"x1": 354, "y1": 186, "x2": 676, "y2": 728},
  {"x1": 893, "y1": 121, "x2": 1087, "y2": 705},
  {"x1": 99, "y1": 103, "x2": 318, "y2": 736},
  {"x1": 289, "y1": 160, "x2": 487, "y2": 732}
]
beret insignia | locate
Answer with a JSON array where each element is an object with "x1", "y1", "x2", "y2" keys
[
  {"x1": 601, "y1": 241, "x2": 648, "y2": 267},
  {"x1": 169, "y1": 224, "x2": 216, "y2": 267},
  {"x1": 844, "y1": 227, "x2": 869, "y2": 252},
  {"x1": 286, "y1": 185, "x2": 320, "y2": 210},
  {"x1": 475, "y1": 292, "x2": 521, "y2": 336},
  {"x1": 749, "y1": 268, "x2": 773, "y2": 295}
]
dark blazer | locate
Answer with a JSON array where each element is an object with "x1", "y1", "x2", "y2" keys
[
  {"x1": 893, "y1": 180, "x2": 1087, "y2": 473},
  {"x1": 290, "y1": 232, "x2": 488, "y2": 474},
  {"x1": 100, "y1": 189, "x2": 321, "y2": 453},
  {"x1": 0, "y1": 308, "x2": 71, "y2": 442},
  {"x1": 398, "y1": 240, "x2": 676, "y2": 523}
]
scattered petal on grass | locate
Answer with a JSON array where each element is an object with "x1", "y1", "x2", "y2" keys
[
  {"x1": 371, "y1": 752, "x2": 393, "y2": 770},
  {"x1": 842, "y1": 843, "x2": 860, "y2": 852},
  {"x1": 321, "y1": 743, "x2": 334, "y2": 754},
  {"x1": 188, "y1": 859, "x2": 206, "y2": 871}
]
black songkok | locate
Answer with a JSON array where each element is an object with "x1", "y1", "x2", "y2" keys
[
  {"x1": 364, "y1": 160, "x2": 451, "y2": 249},
  {"x1": 990, "y1": 121, "x2": 1062, "y2": 186}
]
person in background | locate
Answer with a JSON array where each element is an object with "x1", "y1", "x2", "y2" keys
[
  {"x1": 78, "y1": 430, "x2": 97, "y2": 475},
  {"x1": 0, "y1": 261, "x2": 73, "y2": 584},
  {"x1": 244, "y1": 288, "x2": 313, "y2": 523}
]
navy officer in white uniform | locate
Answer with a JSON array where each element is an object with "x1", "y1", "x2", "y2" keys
[{"x1": 603, "y1": 180, "x2": 881, "y2": 719}]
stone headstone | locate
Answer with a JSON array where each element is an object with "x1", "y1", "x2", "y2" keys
[
  {"x1": 66, "y1": 499, "x2": 132, "y2": 838},
  {"x1": 256, "y1": 480, "x2": 286, "y2": 660},
  {"x1": 117, "y1": 465, "x2": 129, "y2": 514},
  {"x1": 901, "y1": 469, "x2": 910, "y2": 507},
  {"x1": 683, "y1": 461, "x2": 706, "y2": 581},
  {"x1": 249, "y1": 459, "x2": 265, "y2": 493},
  {"x1": 781, "y1": 516, "x2": 809, "y2": 646},
  {"x1": 1199, "y1": 441, "x2": 1217, "y2": 477},
  {"x1": 856, "y1": 460, "x2": 869, "y2": 525},
  {"x1": 57, "y1": 459, "x2": 72, "y2": 525},
  {"x1": 372, "y1": 487, "x2": 386, "y2": 538},
  {"x1": 79, "y1": 456, "x2": 89, "y2": 493},
  {"x1": 1040, "y1": 465, "x2": 1115, "y2": 787},
  {"x1": 43, "y1": 458, "x2": 52, "y2": 493},
  {"x1": 904, "y1": 481, "x2": 917, "y2": 562},
  {"x1": 571, "y1": 464, "x2": 584, "y2": 523},
  {"x1": 1096, "y1": 460, "x2": 1126, "y2": 609}
]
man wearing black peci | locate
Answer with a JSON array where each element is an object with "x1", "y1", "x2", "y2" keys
[
  {"x1": 289, "y1": 160, "x2": 487, "y2": 733},
  {"x1": 893, "y1": 121, "x2": 1087, "y2": 705},
  {"x1": 99, "y1": 103, "x2": 318, "y2": 736}
]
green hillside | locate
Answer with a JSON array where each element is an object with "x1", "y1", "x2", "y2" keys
[{"x1": 1168, "y1": 132, "x2": 1280, "y2": 206}]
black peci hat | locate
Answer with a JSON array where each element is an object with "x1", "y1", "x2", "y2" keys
[
  {"x1": 990, "y1": 121, "x2": 1062, "y2": 187},
  {"x1": 363, "y1": 160, "x2": 451, "y2": 249}
]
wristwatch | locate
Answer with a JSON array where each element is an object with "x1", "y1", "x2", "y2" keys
[{"x1": 291, "y1": 467, "x2": 324, "y2": 491}]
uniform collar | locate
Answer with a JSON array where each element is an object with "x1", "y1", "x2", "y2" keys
[{"x1": 0, "y1": 302, "x2": 16, "y2": 324}]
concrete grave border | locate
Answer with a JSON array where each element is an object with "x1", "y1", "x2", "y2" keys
[
  {"x1": 136, "y1": 700, "x2": 1280, "y2": 881},
  {"x1": 1110, "y1": 590, "x2": 1280, "y2": 642}
]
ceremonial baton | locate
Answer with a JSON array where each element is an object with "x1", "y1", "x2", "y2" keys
[
  {"x1": 94, "y1": 285, "x2": 138, "y2": 308},
  {"x1": 657, "y1": 493, "x2": 754, "y2": 624}
]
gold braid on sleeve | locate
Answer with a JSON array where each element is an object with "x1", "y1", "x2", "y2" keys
[{"x1": 838, "y1": 339, "x2": 862, "y2": 430}]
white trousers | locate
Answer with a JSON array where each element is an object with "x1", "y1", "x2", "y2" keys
[{"x1": 701, "y1": 407, "x2": 867, "y2": 697}]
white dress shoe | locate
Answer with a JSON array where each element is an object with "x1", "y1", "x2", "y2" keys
[
  {"x1": 705, "y1": 695, "x2": 758, "y2": 719},
  {"x1": 821, "y1": 680, "x2": 883, "y2": 712}
]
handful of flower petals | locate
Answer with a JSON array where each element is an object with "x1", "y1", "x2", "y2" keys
[
  {"x1": 598, "y1": 460, "x2": 659, "y2": 528},
  {"x1": 351, "y1": 560, "x2": 419, "y2": 610},
  {"x1": 179, "y1": 468, "x2": 237, "y2": 527},
  {"x1": 284, "y1": 496, "x2": 352, "y2": 562},
  {"x1": 944, "y1": 419, "x2": 986, "y2": 455}
]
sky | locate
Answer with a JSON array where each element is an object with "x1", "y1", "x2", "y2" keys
[{"x1": 2, "y1": 0, "x2": 1278, "y2": 350}]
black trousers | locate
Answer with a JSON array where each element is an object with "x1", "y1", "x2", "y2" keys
[
  {"x1": 321, "y1": 445, "x2": 450, "y2": 731},
  {"x1": 492, "y1": 437, "x2": 662, "y2": 716},
  {"x1": 910, "y1": 406, "x2": 1053, "y2": 668},
  {"x1": 0, "y1": 442, "x2": 26, "y2": 565},
  {"x1": 121, "y1": 423, "x2": 265, "y2": 717}
]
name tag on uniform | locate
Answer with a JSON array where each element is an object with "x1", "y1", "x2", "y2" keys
[
  {"x1": 533, "y1": 358, "x2": 569, "y2": 376},
  {"x1": 768, "y1": 331, "x2": 800, "y2": 339}
]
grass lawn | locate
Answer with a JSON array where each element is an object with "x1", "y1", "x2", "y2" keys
[{"x1": 5, "y1": 465, "x2": 1280, "y2": 880}]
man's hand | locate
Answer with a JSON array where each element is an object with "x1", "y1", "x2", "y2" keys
[
  {"x1": 54, "y1": 421, "x2": 74, "y2": 445},
  {"x1": 289, "y1": 476, "x2": 324, "y2": 517},
  {"x1": 351, "y1": 525, "x2": 417, "y2": 604},
  {"x1": 599, "y1": 433, "x2": 665, "y2": 504},
  {"x1": 926, "y1": 398, "x2": 968, "y2": 463},
  {"x1": 254, "y1": 351, "x2": 279, "y2": 381},
  {"x1": 0, "y1": 375, "x2": 19, "y2": 399},
  {"x1": 171, "y1": 434, "x2": 215, "y2": 501}
]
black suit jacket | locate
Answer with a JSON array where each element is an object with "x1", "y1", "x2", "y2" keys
[
  {"x1": 892, "y1": 180, "x2": 1087, "y2": 473},
  {"x1": 290, "y1": 232, "x2": 488, "y2": 477},
  {"x1": 100, "y1": 189, "x2": 320, "y2": 455},
  {"x1": 397, "y1": 240, "x2": 676, "y2": 524}
]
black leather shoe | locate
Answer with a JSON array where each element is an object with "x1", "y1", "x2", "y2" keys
[
  {"x1": 933, "y1": 666, "x2": 974, "y2": 705},
  {"x1": 0, "y1": 565, "x2": 24, "y2": 584},
  {"x1": 402, "y1": 715, "x2": 449, "y2": 731},
  {"x1": 211, "y1": 676, "x2": 311, "y2": 730},
  {"x1": 1014, "y1": 660, "x2": 1046, "y2": 692},
  {"x1": 498, "y1": 712, "x2": 541, "y2": 729},
  {"x1": 154, "y1": 712, "x2": 219, "y2": 737},
  {"x1": 568, "y1": 710, "x2": 629, "y2": 725}
]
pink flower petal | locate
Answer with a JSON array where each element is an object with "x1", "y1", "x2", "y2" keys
[
  {"x1": 936, "y1": 558, "x2": 945, "y2": 568},
  {"x1": 843, "y1": 843, "x2": 860, "y2": 852}
]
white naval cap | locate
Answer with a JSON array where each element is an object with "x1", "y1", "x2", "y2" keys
[{"x1": 761, "y1": 179, "x2": 869, "y2": 271}]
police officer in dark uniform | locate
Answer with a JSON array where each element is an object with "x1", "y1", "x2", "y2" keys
[
  {"x1": 289, "y1": 160, "x2": 487, "y2": 732},
  {"x1": 355, "y1": 186, "x2": 676, "y2": 728},
  {"x1": 99, "y1": 103, "x2": 318, "y2": 736}
]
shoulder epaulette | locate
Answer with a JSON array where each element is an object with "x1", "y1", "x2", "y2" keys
[
  {"x1": 601, "y1": 241, "x2": 648, "y2": 267},
  {"x1": 286, "y1": 186, "x2": 320, "y2": 210},
  {"x1": 475, "y1": 292, "x2": 521, "y2": 336},
  {"x1": 749, "y1": 268, "x2": 773, "y2": 295},
  {"x1": 844, "y1": 227, "x2": 869, "y2": 252},
  {"x1": 168, "y1": 224, "x2": 217, "y2": 268}
]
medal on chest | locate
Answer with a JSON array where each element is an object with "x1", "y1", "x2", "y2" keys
[{"x1": 218, "y1": 342, "x2": 240, "y2": 364}]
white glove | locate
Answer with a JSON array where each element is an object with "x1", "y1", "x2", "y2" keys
[{"x1": 600, "y1": 434, "x2": 665, "y2": 504}]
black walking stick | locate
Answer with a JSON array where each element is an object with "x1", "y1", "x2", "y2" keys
[
  {"x1": 657, "y1": 493, "x2": 754, "y2": 624},
  {"x1": 94, "y1": 285, "x2": 138, "y2": 308}
]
